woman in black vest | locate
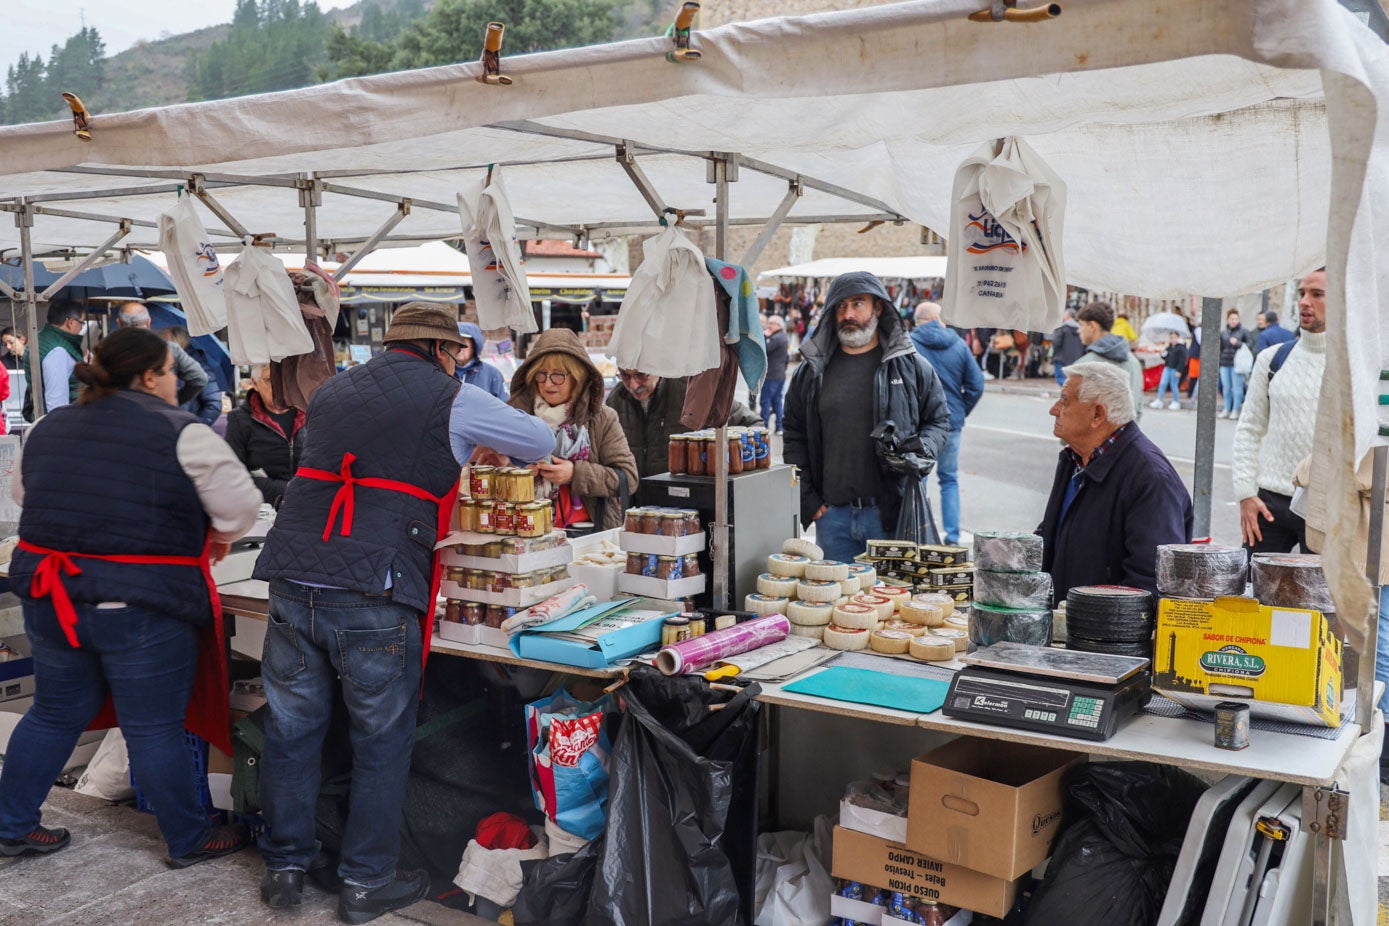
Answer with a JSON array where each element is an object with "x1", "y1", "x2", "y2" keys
[{"x1": 0, "y1": 328, "x2": 261, "y2": 867}]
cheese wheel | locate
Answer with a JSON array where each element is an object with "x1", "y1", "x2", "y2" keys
[
  {"x1": 874, "y1": 585, "x2": 911, "y2": 611},
  {"x1": 782, "y1": 538, "x2": 825, "y2": 561},
  {"x1": 823, "y1": 624, "x2": 870, "y2": 651},
  {"x1": 788, "y1": 622, "x2": 826, "y2": 640},
  {"x1": 767, "y1": 553, "x2": 809, "y2": 577},
  {"x1": 847, "y1": 563, "x2": 877, "y2": 588},
  {"x1": 870, "y1": 629, "x2": 913, "y2": 655},
  {"x1": 912, "y1": 592, "x2": 955, "y2": 619},
  {"x1": 944, "y1": 615, "x2": 969, "y2": 632},
  {"x1": 756, "y1": 573, "x2": 799, "y2": 597},
  {"x1": 932, "y1": 627, "x2": 969, "y2": 652},
  {"x1": 852, "y1": 593, "x2": 894, "y2": 621},
  {"x1": 797, "y1": 579, "x2": 842, "y2": 603},
  {"x1": 744, "y1": 594, "x2": 789, "y2": 617},
  {"x1": 804, "y1": 560, "x2": 850, "y2": 582},
  {"x1": 787, "y1": 600, "x2": 835, "y2": 627},
  {"x1": 839, "y1": 575, "x2": 862, "y2": 597},
  {"x1": 899, "y1": 599, "x2": 944, "y2": 627},
  {"x1": 882, "y1": 618, "x2": 927, "y2": 636},
  {"x1": 909, "y1": 634, "x2": 957, "y2": 661},
  {"x1": 832, "y1": 602, "x2": 879, "y2": 630}
]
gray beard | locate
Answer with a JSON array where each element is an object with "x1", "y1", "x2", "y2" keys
[{"x1": 838, "y1": 315, "x2": 879, "y2": 349}]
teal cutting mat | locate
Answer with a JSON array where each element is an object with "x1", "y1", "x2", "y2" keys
[{"x1": 781, "y1": 666, "x2": 949, "y2": 713}]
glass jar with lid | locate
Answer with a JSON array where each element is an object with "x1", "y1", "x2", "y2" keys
[{"x1": 469, "y1": 465, "x2": 495, "y2": 500}]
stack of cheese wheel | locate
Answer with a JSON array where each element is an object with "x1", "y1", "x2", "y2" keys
[
  {"x1": 831, "y1": 601, "x2": 878, "y2": 630},
  {"x1": 767, "y1": 553, "x2": 810, "y2": 577},
  {"x1": 908, "y1": 633, "x2": 957, "y2": 661},
  {"x1": 782, "y1": 538, "x2": 824, "y2": 561},
  {"x1": 756, "y1": 573, "x2": 799, "y2": 598},
  {"x1": 911, "y1": 592, "x2": 955, "y2": 620},
  {"x1": 805, "y1": 560, "x2": 849, "y2": 582},
  {"x1": 823, "y1": 624, "x2": 871, "y2": 650},
  {"x1": 874, "y1": 585, "x2": 911, "y2": 614},
  {"x1": 797, "y1": 579, "x2": 842, "y2": 603},
  {"x1": 755, "y1": 541, "x2": 863, "y2": 646},
  {"x1": 786, "y1": 599, "x2": 835, "y2": 640},
  {"x1": 851, "y1": 593, "x2": 894, "y2": 621},
  {"x1": 744, "y1": 593, "x2": 789, "y2": 617},
  {"x1": 899, "y1": 598, "x2": 945, "y2": 627}
]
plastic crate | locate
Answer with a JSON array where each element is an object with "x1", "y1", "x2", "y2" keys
[
  {"x1": 236, "y1": 811, "x2": 270, "y2": 840},
  {"x1": 130, "y1": 729, "x2": 220, "y2": 820}
]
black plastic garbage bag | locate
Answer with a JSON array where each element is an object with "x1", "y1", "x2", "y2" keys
[
  {"x1": 512, "y1": 839, "x2": 603, "y2": 926},
  {"x1": 587, "y1": 666, "x2": 763, "y2": 926},
  {"x1": 1023, "y1": 762, "x2": 1207, "y2": 926},
  {"x1": 895, "y1": 475, "x2": 941, "y2": 545}
]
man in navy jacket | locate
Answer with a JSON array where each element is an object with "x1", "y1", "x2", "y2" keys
[
  {"x1": 1038, "y1": 362, "x2": 1192, "y2": 600},
  {"x1": 910, "y1": 302, "x2": 984, "y2": 543}
]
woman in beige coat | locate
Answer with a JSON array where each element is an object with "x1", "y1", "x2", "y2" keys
[{"x1": 507, "y1": 328, "x2": 638, "y2": 532}]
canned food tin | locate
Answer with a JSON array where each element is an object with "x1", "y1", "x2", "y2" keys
[{"x1": 1213, "y1": 701, "x2": 1250, "y2": 750}]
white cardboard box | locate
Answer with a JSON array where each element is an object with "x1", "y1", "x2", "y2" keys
[
  {"x1": 569, "y1": 562, "x2": 623, "y2": 602},
  {"x1": 620, "y1": 531, "x2": 707, "y2": 556},
  {"x1": 616, "y1": 572, "x2": 707, "y2": 600},
  {"x1": 439, "y1": 576, "x2": 577, "y2": 608},
  {"x1": 436, "y1": 623, "x2": 509, "y2": 647}
]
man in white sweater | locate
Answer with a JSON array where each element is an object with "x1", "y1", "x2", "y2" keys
[{"x1": 1231, "y1": 267, "x2": 1327, "y2": 552}]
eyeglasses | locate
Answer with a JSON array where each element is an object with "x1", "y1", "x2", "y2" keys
[
  {"x1": 533, "y1": 371, "x2": 570, "y2": 385},
  {"x1": 618, "y1": 370, "x2": 653, "y2": 383}
]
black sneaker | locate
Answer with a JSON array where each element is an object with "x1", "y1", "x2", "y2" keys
[
  {"x1": 261, "y1": 868, "x2": 304, "y2": 909},
  {"x1": 0, "y1": 825, "x2": 70, "y2": 857},
  {"x1": 166, "y1": 822, "x2": 252, "y2": 869},
  {"x1": 338, "y1": 869, "x2": 430, "y2": 924}
]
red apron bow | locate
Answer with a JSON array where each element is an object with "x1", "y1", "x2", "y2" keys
[{"x1": 297, "y1": 453, "x2": 446, "y2": 542}]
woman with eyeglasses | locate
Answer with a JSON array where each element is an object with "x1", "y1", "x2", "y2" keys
[
  {"x1": 504, "y1": 328, "x2": 638, "y2": 532},
  {"x1": 0, "y1": 327, "x2": 262, "y2": 867}
]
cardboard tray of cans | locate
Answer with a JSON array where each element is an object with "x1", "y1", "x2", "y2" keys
[{"x1": 439, "y1": 575, "x2": 577, "y2": 608}]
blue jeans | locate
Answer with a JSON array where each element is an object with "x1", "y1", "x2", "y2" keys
[
  {"x1": 934, "y1": 430, "x2": 963, "y2": 544},
  {"x1": 814, "y1": 504, "x2": 885, "y2": 564},
  {"x1": 1054, "y1": 365, "x2": 1067, "y2": 387},
  {"x1": 1218, "y1": 365, "x2": 1244, "y2": 414},
  {"x1": 1155, "y1": 368, "x2": 1182, "y2": 405},
  {"x1": 760, "y1": 378, "x2": 785, "y2": 430},
  {"x1": 0, "y1": 600, "x2": 207, "y2": 857},
  {"x1": 1376, "y1": 588, "x2": 1389, "y2": 715},
  {"x1": 258, "y1": 581, "x2": 422, "y2": 888}
]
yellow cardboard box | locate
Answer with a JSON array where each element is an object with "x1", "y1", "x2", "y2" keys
[{"x1": 1154, "y1": 596, "x2": 1341, "y2": 727}]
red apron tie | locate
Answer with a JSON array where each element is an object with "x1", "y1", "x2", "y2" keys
[{"x1": 296, "y1": 452, "x2": 446, "y2": 542}]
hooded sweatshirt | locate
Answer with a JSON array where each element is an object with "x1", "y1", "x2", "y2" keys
[
  {"x1": 509, "y1": 328, "x2": 639, "y2": 531},
  {"x1": 909, "y1": 321, "x2": 984, "y2": 431},
  {"x1": 1050, "y1": 318, "x2": 1084, "y2": 368},
  {"x1": 783, "y1": 271, "x2": 951, "y2": 529},
  {"x1": 1076, "y1": 332, "x2": 1144, "y2": 419},
  {"x1": 456, "y1": 322, "x2": 508, "y2": 400}
]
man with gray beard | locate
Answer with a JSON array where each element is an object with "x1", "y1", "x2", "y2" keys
[{"x1": 784, "y1": 272, "x2": 951, "y2": 562}]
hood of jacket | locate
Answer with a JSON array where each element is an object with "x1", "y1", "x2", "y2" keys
[
  {"x1": 509, "y1": 327, "x2": 604, "y2": 424},
  {"x1": 457, "y1": 322, "x2": 486, "y2": 373},
  {"x1": 802, "y1": 271, "x2": 911, "y2": 370},
  {"x1": 909, "y1": 320, "x2": 957, "y2": 352},
  {"x1": 1086, "y1": 332, "x2": 1132, "y2": 362}
]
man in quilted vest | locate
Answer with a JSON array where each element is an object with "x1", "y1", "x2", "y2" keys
[{"x1": 253, "y1": 303, "x2": 553, "y2": 922}]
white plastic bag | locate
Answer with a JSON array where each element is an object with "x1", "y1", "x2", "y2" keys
[
  {"x1": 608, "y1": 227, "x2": 720, "y2": 378},
  {"x1": 157, "y1": 195, "x2": 228, "y2": 337},
  {"x1": 944, "y1": 136, "x2": 1067, "y2": 333},
  {"x1": 457, "y1": 168, "x2": 536, "y2": 334},
  {"x1": 753, "y1": 815, "x2": 835, "y2": 926},
  {"x1": 1233, "y1": 342, "x2": 1255, "y2": 375},
  {"x1": 74, "y1": 729, "x2": 135, "y2": 802}
]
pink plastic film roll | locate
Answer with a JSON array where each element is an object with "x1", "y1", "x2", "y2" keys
[{"x1": 654, "y1": 614, "x2": 790, "y2": 676}]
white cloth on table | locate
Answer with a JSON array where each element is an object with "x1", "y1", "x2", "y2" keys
[
  {"x1": 223, "y1": 243, "x2": 313, "y2": 365},
  {"x1": 157, "y1": 195, "x2": 228, "y2": 337},
  {"x1": 457, "y1": 168, "x2": 536, "y2": 334},
  {"x1": 608, "y1": 227, "x2": 721, "y2": 378},
  {"x1": 452, "y1": 828, "x2": 548, "y2": 908}
]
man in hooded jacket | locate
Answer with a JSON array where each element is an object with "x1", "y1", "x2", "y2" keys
[
  {"x1": 1074, "y1": 300, "x2": 1144, "y2": 419},
  {"x1": 455, "y1": 322, "x2": 508, "y2": 400},
  {"x1": 784, "y1": 271, "x2": 951, "y2": 563},
  {"x1": 1049, "y1": 310, "x2": 1085, "y2": 386}
]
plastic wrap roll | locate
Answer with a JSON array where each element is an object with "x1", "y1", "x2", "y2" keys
[
  {"x1": 1155, "y1": 544, "x2": 1247, "y2": 599},
  {"x1": 973, "y1": 531, "x2": 1044, "y2": 573},
  {"x1": 655, "y1": 614, "x2": 790, "y2": 676},
  {"x1": 1066, "y1": 585, "x2": 1155, "y2": 643},
  {"x1": 974, "y1": 569, "x2": 1053, "y2": 610},
  {"x1": 968, "y1": 603, "x2": 1054, "y2": 648},
  {"x1": 1250, "y1": 554, "x2": 1334, "y2": 613}
]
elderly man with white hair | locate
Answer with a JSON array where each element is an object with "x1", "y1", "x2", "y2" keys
[{"x1": 1037, "y1": 361, "x2": 1193, "y2": 600}]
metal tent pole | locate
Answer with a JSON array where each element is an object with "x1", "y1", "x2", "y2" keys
[
  {"x1": 300, "y1": 174, "x2": 321, "y2": 263},
  {"x1": 1193, "y1": 296, "x2": 1223, "y2": 538},
  {"x1": 1359, "y1": 444, "x2": 1387, "y2": 729},
  {"x1": 16, "y1": 201, "x2": 43, "y2": 418},
  {"x1": 711, "y1": 153, "x2": 735, "y2": 610}
]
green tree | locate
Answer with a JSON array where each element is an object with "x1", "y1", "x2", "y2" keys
[
  {"x1": 188, "y1": 0, "x2": 333, "y2": 101},
  {"x1": 5, "y1": 52, "x2": 52, "y2": 123},
  {"x1": 47, "y1": 27, "x2": 107, "y2": 102}
]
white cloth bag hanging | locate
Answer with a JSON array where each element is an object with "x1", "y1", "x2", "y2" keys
[
  {"x1": 457, "y1": 168, "x2": 536, "y2": 334},
  {"x1": 944, "y1": 136, "x2": 1067, "y2": 333},
  {"x1": 157, "y1": 195, "x2": 228, "y2": 337},
  {"x1": 223, "y1": 243, "x2": 314, "y2": 365},
  {"x1": 607, "y1": 227, "x2": 720, "y2": 378}
]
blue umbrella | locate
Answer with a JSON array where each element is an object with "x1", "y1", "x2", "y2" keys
[{"x1": 0, "y1": 255, "x2": 175, "y2": 299}]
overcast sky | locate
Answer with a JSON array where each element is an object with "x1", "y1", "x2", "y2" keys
[{"x1": 4, "y1": 1, "x2": 351, "y2": 78}]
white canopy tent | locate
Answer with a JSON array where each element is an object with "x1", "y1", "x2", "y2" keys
[
  {"x1": 759, "y1": 256, "x2": 949, "y2": 282},
  {"x1": 1, "y1": 9, "x2": 1387, "y2": 896}
]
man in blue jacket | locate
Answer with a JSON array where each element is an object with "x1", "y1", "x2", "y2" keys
[
  {"x1": 1255, "y1": 310, "x2": 1295, "y2": 353},
  {"x1": 784, "y1": 272, "x2": 950, "y2": 562},
  {"x1": 455, "y1": 322, "x2": 508, "y2": 400},
  {"x1": 1038, "y1": 362, "x2": 1192, "y2": 599},
  {"x1": 910, "y1": 303, "x2": 984, "y2": 544}
]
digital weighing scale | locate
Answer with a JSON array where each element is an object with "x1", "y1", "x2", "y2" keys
[{"x1": 942, "y1": 642, "x2": 1152, "y2": 741}]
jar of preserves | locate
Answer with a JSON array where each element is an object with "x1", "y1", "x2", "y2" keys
[
  {"x1": 625, "y1": 507, "x2": 647, "y2": 533},
  {"x1": 641, "y1": 553, "x2": 661, "y2": 578},
  {"x1": 752, "y1": 428, "x2": 771, "y2": 468},
  {"x1": 627, "y1": 552, "x2": 646, "y2": 575},
  {"x1": 658, "y1": 512, "x2": 688, "y2": 537},
  {"x1": 512, "y1": 570, "x2": 543, "y2": 589},
  {"x1": 444, "y1": 599, "x2": 463, "y2": 623},
  {"x1": 445, "y1": 566, "x2": 465, "y2": 584},
  {"x1": 487, "y1": 570, "x2": 510, "y2": 590},
  {"x1": 469, "y1": 465, "x2": 495, "y2": 500},
  {"x1": 462, "y1": 602, "x2": 486, "y2": 625},
  {"x1": 739, "y1": 429, "x2": 756, "y2": 467},
  {"x1": 475, "y1": 501, "x2": 495, "y2": 534},
  {"x1": 682, "y1": 553, "x2": 701, "y2": 577},
  {"x1": 493, "y1": 501, "x2": 515, "y2": 535},
  {"x1": 538, "y1": 500, "x2": 554, "y2": 537},
  {"x1": 685, "y1": 434, "x2": 707, "y2": 476},
  {"x1": 511, "y1": 468, "x2": 537, "y2": 502},
  {"x1": 456, "y1": 498, "x2": 475, "y2": 533},
  {"x1": 516, "y1": 502, "x2": 546, "y2": 538},
  {"x1": 480, "y1": 540, "x2": 501, "y2": 558},
  {"x1": 682, "y1": 510, "x2": 702, "y2": 534},
  {"x1": 726, "y1": 432, "x2": 744, "y2": 474},
  {"x1": 668, "y1": 435, "x2": 688, "y2": 475},
  {"x1": 484, "y1": 605, "x2": 508, "y2": 628},
  {"x1": 656, "y1": 555, "x2": 683, "y2": 580}
]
